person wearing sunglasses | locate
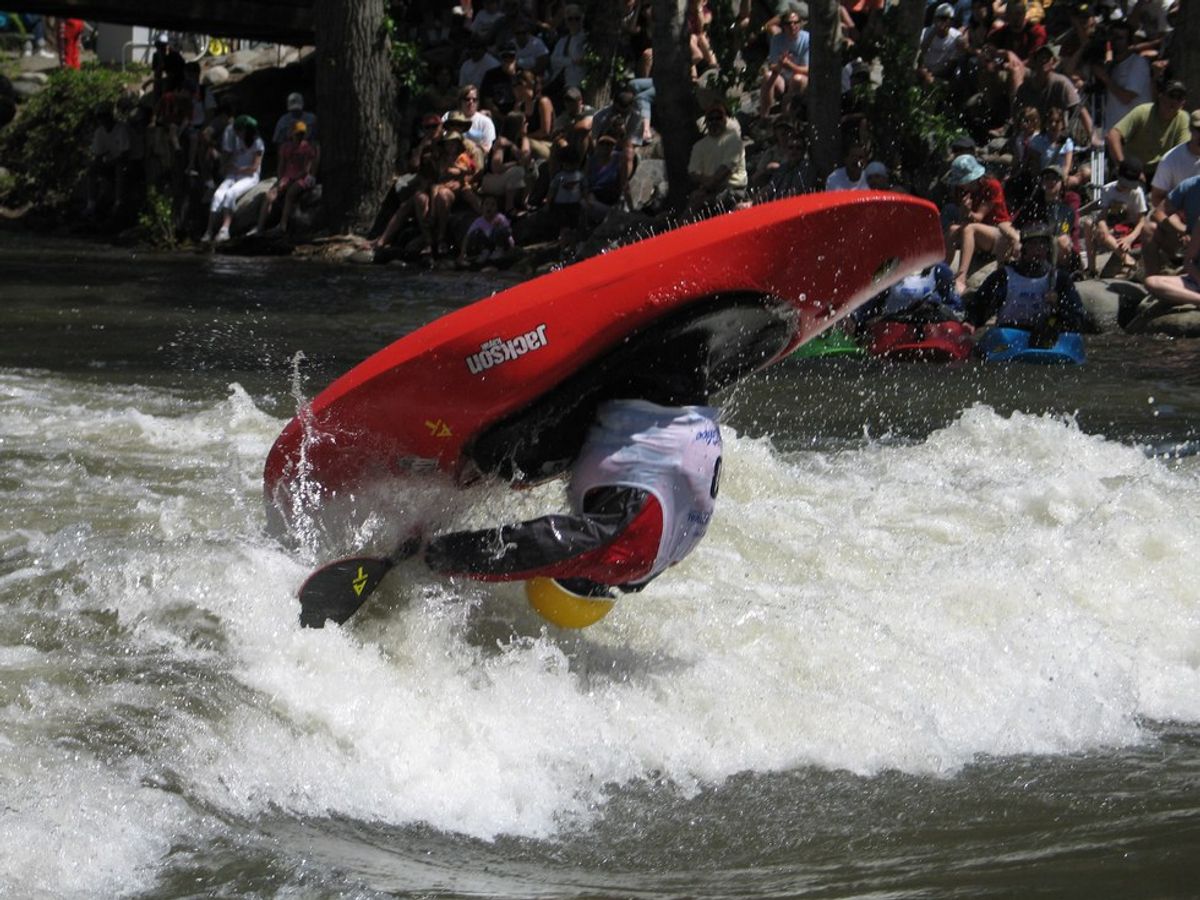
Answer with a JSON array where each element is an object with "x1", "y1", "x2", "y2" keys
[{"x1": 758, "y1": 2, "x2": 809, "y2": 117}]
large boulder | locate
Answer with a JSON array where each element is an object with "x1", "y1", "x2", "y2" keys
[
  {"x1": 1075, "y1": 277, "x2": 1146, "y2": 332},
  {"x1": 1124, "y1": 297, "x2": 1200, "y2": 337}
]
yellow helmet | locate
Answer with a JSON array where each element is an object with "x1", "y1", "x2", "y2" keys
[{"x1": 525, "y1": 577, "x2": 615, "y2": 628}]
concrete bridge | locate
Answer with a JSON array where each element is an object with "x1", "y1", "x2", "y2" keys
[{"x1": 11, "y1": 0, "x2": 314, "y2": 46}]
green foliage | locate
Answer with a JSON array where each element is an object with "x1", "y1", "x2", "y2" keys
[
  {"x1": 862, "y1": 26, "x2": 963, "y2": 187},
  {"x1": 383, "y1": 9, "x2": 427, "y2": 99},
  {"x1": 136, "y1": 187, "x2": 177, "y2": 249},
  {"x1": 0, "y1": 66, "x2": 128, "y2": 207},
  {"x1": 390, "y1": 39, "x2": 427, "y2": 98}
]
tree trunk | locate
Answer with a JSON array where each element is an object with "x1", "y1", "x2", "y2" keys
[
  {"x1": 314, "y1": 0, "x2": 398, "y2": 235},
  {"x1": 806, "y1": 0, "x2": 844, "y2": 179},
  {"x1": 1175, "y1": 1, "x2": 1200, "y2": 110},
  {"x1": 652, "y1": 0, "x2": 697, "y2": 211},
  {"x1": 584, "y1": 0, "x2": 626, "y2": 108},
  {"x1": 894, "y1": 0, "x2": 925, "y2": 81}
]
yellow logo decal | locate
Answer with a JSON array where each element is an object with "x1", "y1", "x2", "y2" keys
[
  {"x1": 425, "y1": 419, "x2": 452, "y2": 438},
  {"x1": 352, "y1": 566, "x2": 369, "y2": 597}
]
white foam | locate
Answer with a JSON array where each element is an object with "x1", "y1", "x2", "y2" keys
[{"x1": 3, "y1": 375, "x2": 1199, "y2": 853}]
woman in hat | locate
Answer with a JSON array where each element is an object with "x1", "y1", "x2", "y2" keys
[{"x1": 942, "y1": 153, "x2": 1019, "y2": 295}]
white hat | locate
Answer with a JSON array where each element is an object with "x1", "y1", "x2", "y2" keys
[
  {"x1": 287, "y1": 92, "x2": 304, "y2": 111},
  {"x1": 864, "y1": 161, "x2": 889, "y2": 179}
]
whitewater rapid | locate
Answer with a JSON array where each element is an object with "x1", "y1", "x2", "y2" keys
[{"x1": 2, "y1": 371, "x2": 1198, "y2": 894}]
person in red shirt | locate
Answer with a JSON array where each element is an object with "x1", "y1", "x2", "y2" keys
[
  {"x1": 58, "y1": 18, "x2": 85, "y2": 70},
  {"x1": 942, "y1": 154, "x2": 1020, "y2": 295},
  {"x1": 989, "y1": 0, "x2": 1045, "y2": 62},
  {"x1": 249, "y1": 120, "x2": 319, "y2": 236}
]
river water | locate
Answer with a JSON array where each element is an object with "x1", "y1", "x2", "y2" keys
[{"x1": 2, "y1": 234, "x2": 1199, "y2": 898}]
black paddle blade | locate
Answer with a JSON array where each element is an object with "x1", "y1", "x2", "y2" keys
[{"x1": 298, "y1": 556, "x2": 395, "y2": 628}]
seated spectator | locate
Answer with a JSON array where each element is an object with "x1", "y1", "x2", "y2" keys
[
  {"x1": 863, "y1": 160, "x2": 891, "y2": 190},
  {"x1": 687, "y1": 0, "x2": 718, "y2": 79},
  {"x1": 1012, "y1": 45, "x2": 1091, "y2": 148},
  {"x1": 1013, "y1": 165, "x2": 1078, "y2": 268},
  {"x1": 272, "y1": 92, "x2": 318, "y2": 146},
  {"x1": 686, "y1": 103, "x2": 748, "y2": 211},
  {"x1": 481, "y1": 42, "x2": 521, "y2": 117},
  {"x1": 1141, "y1": 113, "x2": 1200, "y2": 275},
  {"x1": 446, "y1": 85, "x2": 497, "y2": 153},
  {"x1": 941, "y1": 153, "x2": 1018, "y2": 295},
  {"x1": 250, "y1": 120, "x2": 319, "y2": 237},
  {"x1": 1144, "y1": 173, "x2": 1200, "y2": 278},
  {"x1": 481, "y1": 111, "x2": 533, "y2": 212},
  {"x1": 750, "y1": 118, "x2": 799, "y2": 189},
  {"x1": 759, "y1": 3, "x2": 809, "y2": 116},
  {"x1": 203, "y1": 115, "x2": 263, "y2": 242},
  {"x1": 152, "y1": 32, "x2": 185, "y2": 98},
  {"x1": 1004, "y1": 104, "x2": 1044, "y2": 210},
  {"x1": 966, "y1": 224, "x2": 1088, "y2": 339},
  {"x1": 824, "y1": 142, "x2": 870, "y2": 191},
  {"x1": 583, "y1": 134, "x2": 625, "y2": 223},
  {"x1": 418, "y1": 65, "x2": 460, "y2": 119},
  {"x1": 459, "y1": 38, "x2": 501, "y2": 90},
  {"x1": 918, "y1": 3, "x2": 967, "y2": 85},
  {"x1": 84, "y1": 103, "x2": 132, "y2": 223},
  {"x1": 989, "y1": 0, "x2": 1045, "y2": 62},
  {"x1": 1094, "y1": 20, "x2": 1154, "y2": 135},
  {"x1": 469, "y1": 0, "x2": 507, "y2": 44},
  {"x1": 1082, "y1": 157, "x2": 1147, "y2": 278},
  {"x1": 758, "y1": 123, "x2": 818, "y2": 198},
  {"x1": 1029, "y1": 106, "x2": 1076, "y2": 190},
  {"x1": 429, "y1": 130, "x2": 483, "y2": 255},
  {"x1": 512, "y1": 70, "x2": 555, "y2": 159},
  {"x1": 511, "y1": 18, "x2": 550, "y2": 74},
  {"x1": 549, "y1": 5, "x2": 589, "y2": 97},
  {"x1": 459, "y1": 193, "x2": 514, "y2": 266},
  {"x1": 546, "y1": 145, "x2": 586, "y2": 242},
  {"x1": 1144, "y1": 218, "x2": 1200, "y2": 309},
  {"x1": 1106, "y1": 82, "x2": 1190, "y2": 180}
]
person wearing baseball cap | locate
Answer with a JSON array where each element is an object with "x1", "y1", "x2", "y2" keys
[
  {"x1": 1082, "y1": 156, "x2": 1146, "y2": 278},
  {"x1": 1105, "y1": 80, "x2": 1189, "y2": 176},
  {"x1": 272, "y1": 91, "x2": 318, "y2": 146}
]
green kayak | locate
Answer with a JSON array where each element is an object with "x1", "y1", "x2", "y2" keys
[{"x1": 791, "y1": 328, "x2": 865, "y2": 359}]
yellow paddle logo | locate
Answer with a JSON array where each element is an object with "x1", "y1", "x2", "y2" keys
[{"x1": 352, "y1": 566, "x2": 370, "y2": 597}]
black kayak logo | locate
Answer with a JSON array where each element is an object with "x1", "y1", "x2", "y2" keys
[{"x1": 465, "y1": 324, "x2": 550, "y2": 375}]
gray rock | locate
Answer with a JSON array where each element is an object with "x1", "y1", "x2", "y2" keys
[
  {"x1": 11, "y1": 79, "x2": 44, "y2": 101},
  {"x1": 628, "y1": 158, "x2": 665, "y2": 211},
  {"x1": 230, "y1": 178, "x2": 276, "y2": 234},
  {"x1": 16, "y1": 71, "x2": 50, "y2": 85},
  {"x1": 1124, "y1": 297, "x2": 1200, "y2": 337},
  {"x1": 1075, "y1": 277, "x2": 1145, "y2": 332},
  {"x1": 202, "y1": 66, "x2": 230, "y2": 86}
]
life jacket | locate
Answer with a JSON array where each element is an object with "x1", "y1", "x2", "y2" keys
[
  {"x1": 998, "y1": 266, "x2": 1053, "y2": 327},
  {"x1": 881, "y1": 268, "x2": 939, "y2": 316},
  {"x1": 568, "y1": 400, "x2": 721, "y2": 585}
]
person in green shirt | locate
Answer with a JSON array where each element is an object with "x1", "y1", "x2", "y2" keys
[{"x1": 1105, "y1": 81, "x2": 1189, "y2": 179}]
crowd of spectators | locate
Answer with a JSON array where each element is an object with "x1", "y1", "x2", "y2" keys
[
  {"x1": 58, "y1": 0, "x2": 1196, "y2": 303},
  {"x1": 365, "y1": 0, "x2": 1190, "y2": 291}
]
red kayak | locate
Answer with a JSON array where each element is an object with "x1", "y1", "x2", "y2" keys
[
  {"x1": 264, "y1": 192, "x2": 945, "y2": 534},
  {"x1": 865, "y1": 318, "x2": 975, "y2": 362}
]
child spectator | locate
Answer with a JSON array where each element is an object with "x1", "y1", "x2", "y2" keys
[
  {"x1": 250, "y1": 120, "x2": 319, "y2": 237},
  {"x1": 459, "y1": 194, "x2": 514, "y2": 266},
  {"x1": 1082, "y1": 157, "x2": 1148, "y2": 278}
]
